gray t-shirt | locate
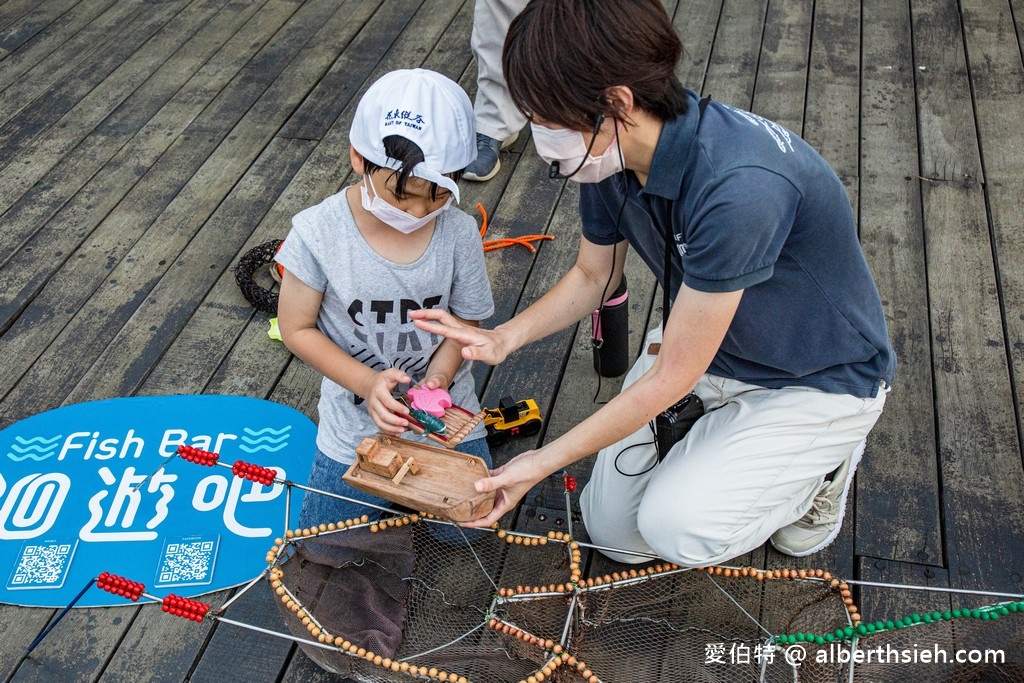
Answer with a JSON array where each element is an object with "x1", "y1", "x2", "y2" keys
[{"x1": 276, "y1": 188, "x2": 495, "y2": 463}]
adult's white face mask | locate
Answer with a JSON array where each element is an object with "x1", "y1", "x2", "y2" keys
[
  {"x1": 360, "y1": 174, "x2": 452, "y2": 234},
  {"x1": 531, "y1": 120, "x2": 623, "y2": 183}
]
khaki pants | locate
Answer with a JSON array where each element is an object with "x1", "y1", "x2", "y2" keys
[
  {"x1": 580, "y1": 328, "x2": 887, "y2": 566},
  {"x1": 471, "y1": 0, "x2": 529, "y2": 141}
]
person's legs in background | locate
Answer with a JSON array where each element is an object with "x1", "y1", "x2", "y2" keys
[{"x1": 464, "y1": 0, "x2": 529, "y2": 181}]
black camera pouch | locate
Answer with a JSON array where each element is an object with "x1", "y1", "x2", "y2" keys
[{"x1": 654, "y1": 392, "x2": 704, "y2": 461}]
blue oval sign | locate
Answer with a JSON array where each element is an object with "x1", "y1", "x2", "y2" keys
[{"x1": 0, "y1": 395, "x2": 316, "y2": 607}]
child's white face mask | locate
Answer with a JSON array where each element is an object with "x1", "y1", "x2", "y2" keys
[{"x1": 360, "y1": 174, "x2": 451, "y2": 234}]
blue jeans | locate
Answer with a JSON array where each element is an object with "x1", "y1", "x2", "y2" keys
[{"x1": 297, "y1": 437, "x2": 492, "y2": 529}]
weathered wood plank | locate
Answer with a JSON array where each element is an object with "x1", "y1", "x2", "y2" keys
[
  {"x1": 107, "y1": 331, "x2": 327, "y2": 681},
  {"x1": 526, "y1": 0, "x2": 725, "y2": 524},
  {"x1": 0, "y1": 0, "x2": 79, "y2": 55},
  {"x1": 959, "y1": 0, "x2": 1024, "y2": 173},
  {"x1": 913, "y1": 1, "x2": 984, "y2": 184},
  {"x1": 0, "y1": 0, "x2": 335, "y2": 419},
  {"x1": 0, "y1": 0, "x2": 233, "y2": 231},
  {"x1": 912, "y1": 0, "x2": 1024, "y2": 595},
  {"x1": 925, "y1": 177, "x2": 1024, "y2": 591},
  {"x1": 1013, "y1": 0, "x2": 1024, "y2": 41},
  {"x1": 0, "y1": 0, "x2": 191, "y2": 162},
  {"x1": 188, "y1": 360, "x2": 324, "y2": 679},
  {"x1": 64, "y1": 134, "x2": 314, "y2": 401},
  {"x1": 858, "y1": 557, "x2": 951, "y2": 621},
  {"x1": 0, "y1": 0, "x2": 118, "y2": 92},
  {"x1": 759, "y1": 0, "x2": 859, "y2": 580},
  {"x1": 0, "y1": 4, "x2": 304, "y2": 671},
  {"x1": 98, "y1": 597, "x2": 228, "y2": 683},
  {"x1": 191, "y1": 582, "x2": 298, "y2": 682},
  {"x1": 960, "y1": 0, "x2": 1024, "y2": 484},
  {"x1": 277, "y1": 0, "x2": 425, "y2": 141},
  {"x1": 102, "y1": 245, "x2": 299, "y2": 683},
  {"x1": 59, "y1": 4, "x2": 392, "y2": 404},
  {"x1": 0, "y1": 0, "x2": 40, "y2": 34},
  {"x1": 856, "y1": 559, "x2": 955, "y2": 681},
  {"x1": 146, "y1": 12, "x2": 529, "y2": 670},
  {"x1": 8, "y1": 606, "x2": 140, "y2": 682},
  {"x1": 0, "y1": 0, "x2": 273, "y2": 321},
  {"x1": 751, "y1": 0, "x2": 811, "y2": 132},
  {"x1": 670, "y1": 0, "x2": 724, "y2": 91},
  {"x1": 523, "y1": 252, "x2": 656, "y2": 519},
  {"x1": 121, "y1": 4, "x2": 483, "y2": 676},
  {"x1": 526, "y1": 0, "x2": 725, "y2": 537},
  {"x1": 476, "y1": 175, "x2": 579, "y2": 455},
  {"x1": 703, "y1": 0, "x2": 768, "y2": 108},
  {"x1": 2, "y1": 0, "x2": 1023, "y2": 679},
  {"x1": 0, "y1": 0, "x2": 143, "y2": 117},
  {"x1": 0, "y1": 608, "x2": 54, "y2": 681},
  {"x1": 279, "y1": 649, "x2": 339, "y2": 683},
  {"x1": 802, "y1": 0, "x2": 859, "y2": 179},
  {"x1": 854, "y1": 0, "x2": 942, "y2": 565}
]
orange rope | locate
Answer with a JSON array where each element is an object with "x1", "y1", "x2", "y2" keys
[
  {"x1": 476, "y1": 203, "x2": 554, "y2": 253},
  {"x1": 476, "y1": 202, "x2": 489, "y2": 238},
  {"x1": 483, "y1": 235, "x2": 554, "y2": 253}
]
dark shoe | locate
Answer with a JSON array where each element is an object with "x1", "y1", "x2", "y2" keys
[{"x1": 464, "y1": 132, "x2": 518, "y2": 181}]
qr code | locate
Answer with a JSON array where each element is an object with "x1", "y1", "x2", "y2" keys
[
  {"x1": 154, "y1": 535, "x2": 220, "y2": 588},
  {"x1": 7, "y1": 540, "x2": 78, "y2": 590}
]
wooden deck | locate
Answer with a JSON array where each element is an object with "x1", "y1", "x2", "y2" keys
[{"x1": 1, "y1": 0, "x2": 1023, "y2": 680}]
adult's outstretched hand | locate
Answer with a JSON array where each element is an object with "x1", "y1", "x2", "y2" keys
[
  {"x1": 409, "y1": 308, "x2": 512, "y2": 365},
  {"x1": 460, "y1": 449, "x2": 549, "y2": 528}
]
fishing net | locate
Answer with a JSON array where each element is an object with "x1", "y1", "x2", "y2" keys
[
  {"x1": 37, "y1": 446, "x2": 1022, "y2": 682},
  {"x1": 265, "y1": 512, "x2": 1021, "y2": 683}
]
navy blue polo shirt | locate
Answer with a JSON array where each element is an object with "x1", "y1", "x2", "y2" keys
[{"x1": 581, "y1": 89, "x2": 896, "y2": 398}]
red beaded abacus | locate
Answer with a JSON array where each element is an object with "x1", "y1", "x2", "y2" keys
[
  {"x1": 177, "y1": 444, "x2": 220, "y2": 466},
  {"x1": 161, "y1": 594, "x2": 212, "y2": 622},
  {"x1": 231, "y1": 459, "x2": 278, "y2": 486},
  {"x1": 95, "y1": 573, "x2": 212, "y2": 622},
  {"x1": 96, "y1": 572, "x2": 146, "y2": 602}
]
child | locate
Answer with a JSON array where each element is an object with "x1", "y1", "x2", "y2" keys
[{"x1": 275, "y1": 69, "x2": 494, "y2": 529}]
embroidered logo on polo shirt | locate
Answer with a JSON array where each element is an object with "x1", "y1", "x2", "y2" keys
[
  {"x1": 724, "y1": 105, "x2": 794, "y2": 154},
  {"x1": 675, "y1": 233, "x2": 687, "y2": 256}
]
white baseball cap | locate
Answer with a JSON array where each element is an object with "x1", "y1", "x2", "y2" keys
[{"x1": 349, "y1": 69, "x2": 476, "y2": 203}]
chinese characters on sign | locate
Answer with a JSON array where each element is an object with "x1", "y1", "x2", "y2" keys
[{"x1": 0, "y1": 395, "x2": 316, "y2": 607}]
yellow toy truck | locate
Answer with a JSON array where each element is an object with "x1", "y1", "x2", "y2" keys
[{"x1": 483, "y1": 396, "x2": 543, "y2": 445}]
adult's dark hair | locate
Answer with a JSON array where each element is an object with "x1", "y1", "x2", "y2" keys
[
  {"x1": 362, "y1": 135, "x2": 463, "y2": 200},
  {"x1": 503, "y1": 0, "x2": 687, "y2": 130}
]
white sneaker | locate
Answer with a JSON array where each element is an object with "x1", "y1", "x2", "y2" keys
[{"x1": 770, "y1": 440, "x2": 866, "y2": 557}]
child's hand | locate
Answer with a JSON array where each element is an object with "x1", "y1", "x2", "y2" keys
[
  {"x1": 419, "y1": 372, "x2": 451, "y2": 391},
  {"x1": 364, "y1": 369, "x2": 412, "y2": 435}
]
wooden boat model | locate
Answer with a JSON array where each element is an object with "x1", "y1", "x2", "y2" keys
[{"x1": 343, "y1": 434, "x2": 495, "y2": 522}]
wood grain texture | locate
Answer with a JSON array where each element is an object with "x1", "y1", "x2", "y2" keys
[
  {"x1": 961, "y1": 0, "x2": 1024, "y2": 492},
  {"x1": 911, "y1": 0, "x2": 1024, "y2": 594},
  {"x1": 1, "y1": 0, "x2": 1022, "y2": 679},
  {"x1": 855, "y1": 0, "x2": 942, "y2": 565},
  {"x1": 344, "y1": 435, "x2": 494, "y2": 522}
]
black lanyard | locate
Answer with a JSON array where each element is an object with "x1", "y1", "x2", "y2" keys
[{"x1": 662, "y1": 95, "x2": 711, "y2": 329}]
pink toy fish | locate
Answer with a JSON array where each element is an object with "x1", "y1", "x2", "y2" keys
[{"x1": 407, "y1": 387, "x2": 452, "y2": 418}]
